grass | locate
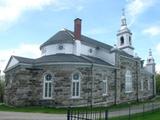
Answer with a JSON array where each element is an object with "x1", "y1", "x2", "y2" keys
[
  {"x1": 0, "y1": 104, "x2": 67, "y2": 114},
  {"x1": 110, "y1": 109, "x2": 160, "y2": 120},
  {"x1": 0, "y1": 96, "x2": 160, "y2": 114}
]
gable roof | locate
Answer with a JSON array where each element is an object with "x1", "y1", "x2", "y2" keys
[
  {"x1": 40, "y1": 29, "x2": 113, "y2": 50},
  {"x1": 14, "y1": 56, "x2": 34, "y2": 64}
]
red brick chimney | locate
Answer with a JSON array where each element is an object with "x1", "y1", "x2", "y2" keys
[{"x1": 74, "y1": 18, "x2": 82, "y2": 40}]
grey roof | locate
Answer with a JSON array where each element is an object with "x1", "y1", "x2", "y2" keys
[
  {"x1": 40, "y1": 29, "x2": 113, "y2": 50},
  {"x1": 39, "y1": 29, "x2": 133, "y2": 58},
  {"x1": 12, "y1": 54, "x2": 113, "y2": 67},
  {"x1": 40, "y1": 30, "x2": 74, "y2": 49},
  {"x1": 14, "y1": 56, "x2": 34, "y2": 64},
  {"x1": 35, "y1": 54, "x2": 89, "y2": 63},
  {"x1": 111, "y1": 48, "x2": 134, "y2": 58}
]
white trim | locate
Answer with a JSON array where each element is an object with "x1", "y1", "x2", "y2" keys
[
  {"x1": 148, "y1": 79, "x2": 151, "y2": 91},
  {"x1": 71, "y1": 71, "x2": 81, "y2": 99},
  {"x1": 102, "y1": 76, "x2": 108, "y2": 96},
  {"x1": 141, "y1": 79, "x2": 144, "y2": 91},
  {"x1": 43, "y1": 73, "x2": 54, "y2": 99},
  {"x1": 125, "y1": 70, "x2": 133, "y2": 93}
]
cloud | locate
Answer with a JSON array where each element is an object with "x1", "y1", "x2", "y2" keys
[
  {"x1": 87, "y1": 28, "x2": 109, "y2": 35},
  {"x1": 126, "y1": 0, "x2": 157, "y2": 25},
  {"x1": 0, "y1": 43, "x2": 41, "y2": 72},
  {"x1": 155, "y1": 43, "x2": 160, "y2": 73},
  {"x1": 156, "y1": 64, "x2": 160, "y2": 73},
  {"x1": 0, "y1": 0, "x2": 86, "y2": 29},
  {"x1": 143, "y1": 26, "x2": 160, "y2": 36}
]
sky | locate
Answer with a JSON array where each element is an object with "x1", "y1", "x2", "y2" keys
[{"x1": 0, "y1": 0, "x2": 160, "y2": 73}]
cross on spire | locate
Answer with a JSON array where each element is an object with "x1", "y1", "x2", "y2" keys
[
  {"x1": 149, "y1": 49, "x2": 152, "y2": 56},
  {"x1": 121, "y1": 8, "x2": 127, "y2": 26},
  {"x1": 122, "y1": 8, "x2": 125, "y2": 16}
]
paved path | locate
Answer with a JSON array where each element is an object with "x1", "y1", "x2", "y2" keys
[
  {"x1": 0, "y1": 112, "x2": 66, "y2": 120},
  {"x1": 0, "y1": 102, "x2": 160, "y2": 120}
]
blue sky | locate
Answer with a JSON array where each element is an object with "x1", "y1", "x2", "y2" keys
[{"x1": 0, "y1": 0, "x2": 160, "y2": 73}]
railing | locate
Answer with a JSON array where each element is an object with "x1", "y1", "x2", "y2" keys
[
  {"x1": 67, "y1": 102, "x2": 160, "y2": 120},
  {"x1": 67, "y1": 108, "x2": 108, "y2": 120}
]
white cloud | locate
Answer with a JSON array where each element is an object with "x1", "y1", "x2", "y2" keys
[
  {"x1": 87, "y1": 28, "x2": 109, "y2": 35},
  {"x1": 156, "y1": 43, "x2": 160, "y2": 52},
  {"x1": 143, "y1": 26, "x2": 160, "y2": 36},
  {"x1": 0, "y1": 43, "x2": 41, "y2": 72},
  {"x1": 0, "y1": 0, "x2": 86, "y2": 28},
  {"x1": 155, "y1": 43, "x2": 160, "y2": 73},
  {"x1": 126, "y1": 0, "x2": 157, "y2": 25},
  {"x1": 156, "y1": 64, "x2": 160, "y2": 73}
]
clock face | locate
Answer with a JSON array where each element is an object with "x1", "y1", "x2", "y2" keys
[
  {"x1": 45, "y1": 74, "x2": 52, "y2": 81},
  {"x1": 73, "y1": 73, "x2": 79, "y2": 80}
]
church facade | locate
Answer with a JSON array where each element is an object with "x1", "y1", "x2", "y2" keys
[{"x1": 4, "y1": 12, "x2": 156, "y2": 107}]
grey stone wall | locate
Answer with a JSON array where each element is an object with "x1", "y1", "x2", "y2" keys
[
  {"x1": 5, "y1": 64, "x2": 116, "y2": 107},
  {"x1": 115, "y1": 55, "x2": 154, "y2": 104},
  {"x1": 4, "y1": 58, "x2": 154, "y2": 107}
]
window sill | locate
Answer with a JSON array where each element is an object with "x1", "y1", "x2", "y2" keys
[
  {"x1": 102, "y1": 94, "x2": 108, "y2": 96},
  {"x1": 42, "y1": 97, "x2": 53, "y2": 100},
  {"x1": 70, "y1": 96, "x2": 81, "y2": 99},
  {"x1": 125, "y1": 91, "x2": 133, "y2": 94}
]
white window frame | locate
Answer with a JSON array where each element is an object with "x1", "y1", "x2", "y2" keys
[
  {"x1": 141, "y1": 79, "x2": 144, "y2": 91},
  {"x1": 43, "y1": 73, "x2": 53, "y2": 99},
  {"x1": 102, "y1": 76, "x2": 108, "y2": 96},
  {"x1": 71, "y1": 72, "x2": 81, "y2": 98},
  {"x1": 125, "y1": 70, "x2": 132, "y2": 93},
  {"x1": 148, "y1": 79, "x2": 150, "y2": 91}
]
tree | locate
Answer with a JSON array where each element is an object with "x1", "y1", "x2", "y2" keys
[
  {"x1": 155, "y1": 73, "x2": 160, "y2": 95},
  {"x1": 0, "y1": 76, "x2": 5, "y2": 103}
]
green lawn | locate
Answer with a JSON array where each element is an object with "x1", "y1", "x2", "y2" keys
[
  {"x1": 110, "y1": 110, "x2": 160, "y2": 120},
  {"x1": 0, "y1": 96, "x2": 160, "y2": 114},
  {"x1": 0, "y1": 104, "x2": 67, "y2": 114}
]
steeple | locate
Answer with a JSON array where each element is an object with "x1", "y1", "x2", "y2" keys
[
  {"x1": 145, "y1": 49, "x2": 155, "y2": 74},
  {"x1": 147, "y1": 49, "x2": 155, "y2": 64},
  {"x1": 116, "y1": 9, "x2": 134, "y2": 56},
  {"x1": 120, "y1": 8, "x2": 127, "y2": 29}
]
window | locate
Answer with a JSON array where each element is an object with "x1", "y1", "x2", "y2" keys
[
  {"x1": 102, "y1": 76, "x2": 108, "y2": 96},
  {"x1": 129, "y1": 36, "x2": 132, "y2": 45},
  {"x1": 125, "y1": 70, "x2": 132, "y2": 93},
  {"x1": 71, "y1": 72, "x2": 81, "y2": 98},
  {"x1": 120, "y1": 36, "x2": 124, "y2": 45},
  {"x1": 148, "y1": 79, "x2": 150, "y2": 90},
  {"x1": 43, "y1": 73, "x2": 53, "y2": 99},
  {"x1": 89, "y1": 49, "x2": 93, "y2": 53},
  {"x1": 58, "y1": 44, "x2": 64, "y2": 50},
  {"x1": 141, "y1": 79, "x2": 144, "y2": 91}
]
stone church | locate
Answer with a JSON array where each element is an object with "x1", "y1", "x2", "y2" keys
[{"x1": 4, "y1": 12, "x2": 156, "y2": 107}]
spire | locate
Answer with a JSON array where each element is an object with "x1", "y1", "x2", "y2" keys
[
  {"x1": 146, "y1": 48, "x2": 155, "y2": 74},
  {"x1": 147, "y1": 49, "x2": 155, "y2": 64},
  {"x1": 149, "y1": 48, "x2": 152, "y2": 56},
  {"x1": 121, "y1": 8, "x2": 127, "y2": 27}
]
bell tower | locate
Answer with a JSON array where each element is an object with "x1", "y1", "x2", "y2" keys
[
  {"x1": 117, "y1": 9, "x2": 134, "y2": 55},
  {"x1": 146, "y1": 49, "x2": 155, "y2": 74}
]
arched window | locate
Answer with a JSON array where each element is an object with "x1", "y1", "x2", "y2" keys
[
  {"x1": 71, "y1": 72, "x2": 81, "y2": 98},
  {"x1": 43, "y1": 73, "x2": 53, "y2": 99},
  {"x1": 148, "y1": 79, "x2": 150, "y2": 90},
  {"x1": 125, "y1": 70, "x2": 132, "y2": 93},
  {"x1": 120, "y1": 36, "x2": 124, "y2": 45},
  {"x1": 129, "y1": 36, "x2": 132, "y2": 45},
  {"x1": 102, "y1": 75, "x2": 108, "y2": 96},
  {"x1": 141, "y1": 79, "x2": 144, "y2": 91}
]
